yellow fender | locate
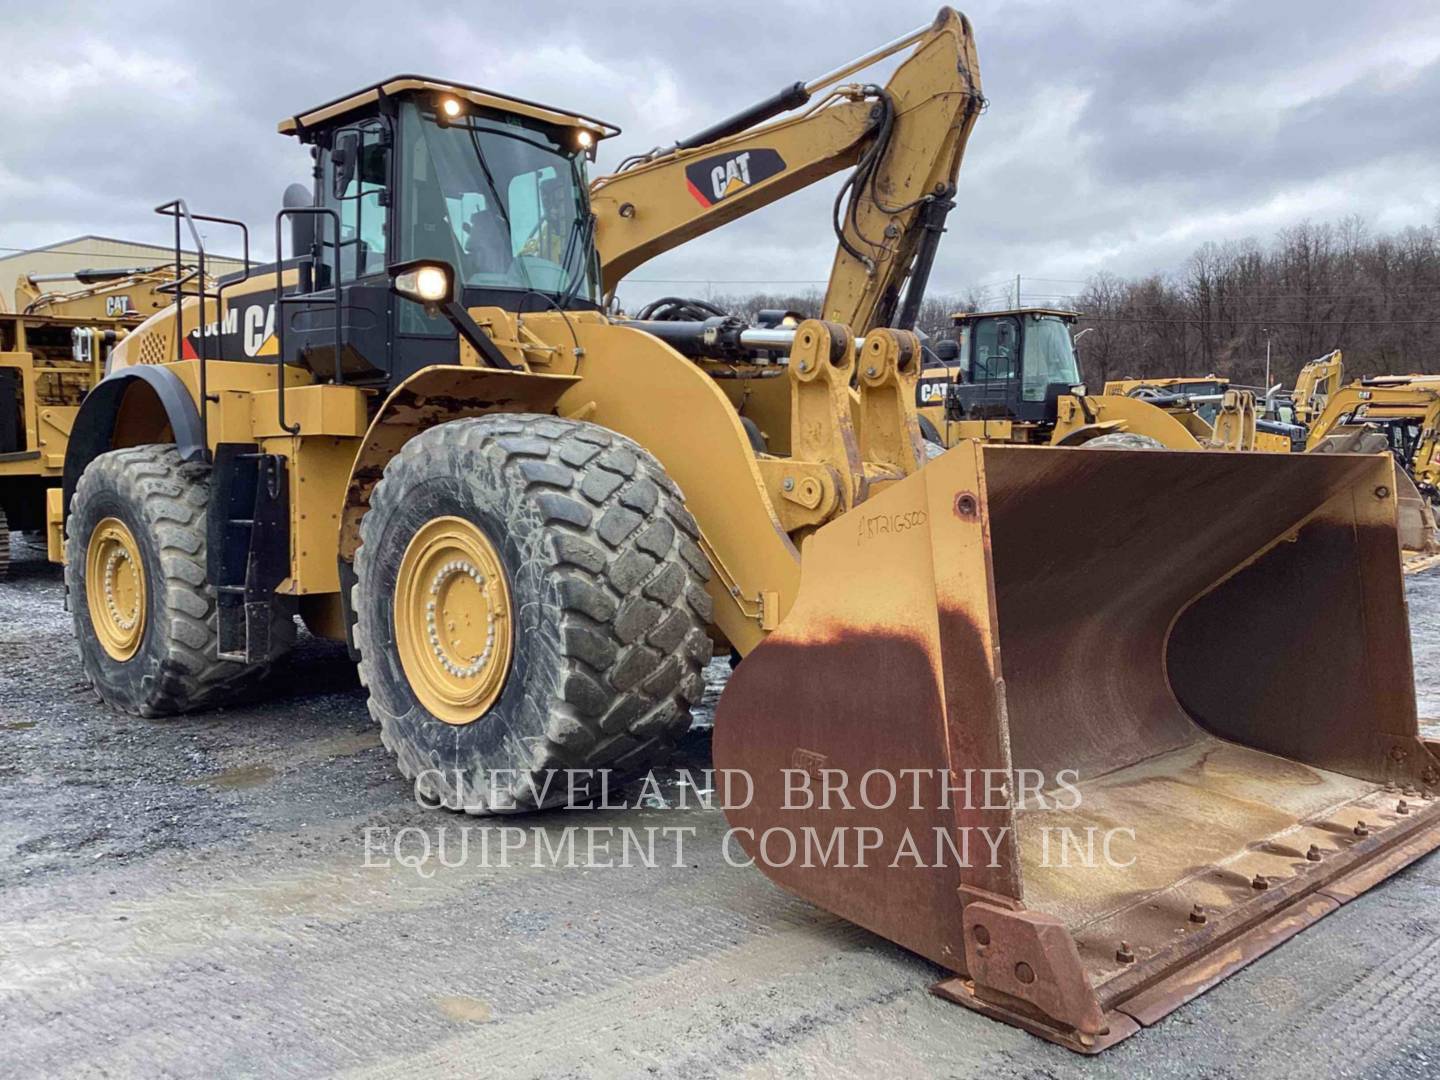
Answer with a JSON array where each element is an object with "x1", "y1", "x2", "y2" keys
[
  {"x1": 1052, "y1": 395, "x2": 1206, "y2": 449},
  {"x1": 338, "y1": 365, "x2": 579, "y2": 562}
]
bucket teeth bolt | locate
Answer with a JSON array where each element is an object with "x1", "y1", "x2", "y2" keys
[
  {"x1": 1398, "y1": 799, "x2": 1410, "y2": 815},
  {"x1": 1189, "y1": 904, "x2": 1207, "y2": 924},
  {"x1": 1354, "y1": 821, "x2": 1370, "y2": 837},
  {"x1": 1306, "y1": 845, "x2": 1322, "y2": 862},
  {"x1": 1252, "y1": 874, "x2": 1269, "y2": 890},
  {"x1": 1116, "y1": 941, "x2": 1135, "y2": 964}
]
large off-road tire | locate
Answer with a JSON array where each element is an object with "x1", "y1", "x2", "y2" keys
[
  {"x1": 354, "y1": 415, "x2": 713, "y2": 813},
  {"x1": 918, "y1": 416, "x2": 946, "y2": 460},
  {"x1": 0, "y1": 506, "x2": 9, "y2": 580},
  {"x1": 65, "y1": 444, "x2": 294, "y2": 717},
  {"x1": 1082, "y1": 432, "x2": 1167, "y2": 450}
]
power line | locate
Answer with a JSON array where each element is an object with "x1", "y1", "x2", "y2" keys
[{"x1": 1080, "y1": 316, "x2": 1440, "y2": 327}]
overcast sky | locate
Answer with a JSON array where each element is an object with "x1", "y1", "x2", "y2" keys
[{"x1": 3, "y1": 0, "x2": 1437, "y2": 310}]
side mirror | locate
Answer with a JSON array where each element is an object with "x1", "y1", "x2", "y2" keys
[{"x1": 331, "y1": 131, "x2": 360, "y2": 199}]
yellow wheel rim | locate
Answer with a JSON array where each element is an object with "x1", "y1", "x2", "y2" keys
[
  {"x1": 394, "y1": 516, "x2": 513, "y2": 725},
  {"x1": 86, "y1": 517, "x2": 147, "y2": 661}
]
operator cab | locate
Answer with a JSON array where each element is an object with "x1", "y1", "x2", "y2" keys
[
  {"x1": 943, "y1": 308, "x2": 1084, "y2": 425},
  {"x1": 276, "y1": 76, "x2": 617, "y2": 385}
]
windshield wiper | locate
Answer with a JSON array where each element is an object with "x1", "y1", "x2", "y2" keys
[
  {"x1": 557, "y1": 212, "x2": 596, "y2": 309},
  {"x1": 465, "y1": 124, "x2": 533, "y2": 291}
]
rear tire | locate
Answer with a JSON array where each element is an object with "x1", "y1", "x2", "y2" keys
[
  {"x1": 66, "y1": 444, "x2": 294, "y2": 717},
  {"x1": 1082, "y1": 432, "x2": 1167, "y2": 450},
  {"x1": 354, "y1": 415, "x2": 713, "y2": 813}
]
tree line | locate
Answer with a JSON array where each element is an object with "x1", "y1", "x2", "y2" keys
[{"x1": 674, "y1": 215, "x2": 1440, "y2": 390}]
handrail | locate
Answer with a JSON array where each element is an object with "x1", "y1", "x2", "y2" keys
[
  {"x1": 153, "y1": 200, "x2": 252, "y2": 452},
  {"x1": 273, "y1": 207, "x2": 343, "y2": 435}
]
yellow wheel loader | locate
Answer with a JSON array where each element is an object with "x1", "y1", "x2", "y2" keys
[
  {"x1": 52, "y1": 11, "x2": 1440, "y2": 1054},
  {"x1": 0, "y1": 265, "x2": 189, "y2": 577},
  {"x1": 927, "y1": 306, "x2": 1299, "y2": 453}
]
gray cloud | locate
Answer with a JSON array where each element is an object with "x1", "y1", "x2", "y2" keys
[{"x1": 2, "y1": 0, "x2": 1436, "y2": 309}]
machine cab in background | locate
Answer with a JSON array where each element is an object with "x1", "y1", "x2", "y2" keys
[
  {"x1": 943, "y1": 308, "x2": 1084, "y2": 426},
  {"x1": 277, "y1": 76, "x2": 616, "y2": 387}
]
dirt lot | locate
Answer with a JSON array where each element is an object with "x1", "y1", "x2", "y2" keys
[{"x1": 3, "y1": 530, "x2": 1440, "y2": 1079}]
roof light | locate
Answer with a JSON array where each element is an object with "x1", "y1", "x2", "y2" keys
[
  {"x1": 576, "y1": 128, "x2": 594, "y2": 149},
  {"x1": 440, "y1": 96, "x2": 463, "y2": 119}
]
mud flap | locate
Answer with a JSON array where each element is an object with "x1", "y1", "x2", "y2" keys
[{"x1": 715, "y1": 442, "x2": 1440, "y2": 1052}]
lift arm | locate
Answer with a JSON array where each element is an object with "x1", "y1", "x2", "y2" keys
[{"x1": 590, "y1": 7, "x2": 983, "y2": 335}]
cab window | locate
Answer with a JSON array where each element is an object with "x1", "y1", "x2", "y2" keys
[
  {"x1": 321, "y1": 120, "x2": 389, "y2": 283},
  {"x1": 971, "y1": 316, "x2": 1020, "y2": 382},
  {"x1": 1020, "y1": 315, "x2": 1081, "y2": 401}
]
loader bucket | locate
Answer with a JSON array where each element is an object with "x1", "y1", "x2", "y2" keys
[{"x1": 714, "y1": 442, "x2": 1440, "y2": 1053}]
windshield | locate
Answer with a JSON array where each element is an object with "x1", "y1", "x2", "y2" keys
[
  {"x1": 1020, "y1": 315, "x2": 1080, "y2": 401},
  {"x1": 398, "y1": 100, "x2": 597, "y2": 307}
]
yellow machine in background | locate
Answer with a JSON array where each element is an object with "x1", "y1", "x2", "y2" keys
[
  {"x1": 0, "y1": 265, "x2": 188, "y2": 576},
  {"x1": 1303, "y1": 370, "x2": 1440, "y2": 554},
  {"x1": 923, "y1": 307, "x2": 1291, "y2": 452},
  {"x1": 1290, "y1": 349, "x2": 1345, "y2": 426},
  {"x1": 50, "y1": 14, "x2": 1440, "y2": 1055}
]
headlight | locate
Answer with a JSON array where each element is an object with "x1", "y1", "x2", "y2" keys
[
  {"x1": 390, "y1": 261, "x2": 454, "y2": 307},
  {"x1": 576, "y1": 128, "x2": 594, "y2": 149},
  {"x1": 440, "y1": 96, "x2": 463, "y2": 119}
]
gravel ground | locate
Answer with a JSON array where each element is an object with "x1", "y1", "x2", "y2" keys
[{"x1": 2, "y1": 529, "x2": 1439, "y2": 1078}]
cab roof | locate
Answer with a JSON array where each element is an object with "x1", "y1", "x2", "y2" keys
[
  {"x1": 950, "y1": 307, "x2": 1080, "y2": 322},
  {"x1": 277, "y1": 75, "x2": 621, "y2": 140}
]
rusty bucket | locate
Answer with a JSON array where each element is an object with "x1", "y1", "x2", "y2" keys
[{"x1": 715, "y1": 442, "x2": 1440, "y2": 1052}]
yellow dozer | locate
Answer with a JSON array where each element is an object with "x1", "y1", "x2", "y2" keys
[{"x1": 53, "y1": 12, "x2": 1440, "y2": 1054}]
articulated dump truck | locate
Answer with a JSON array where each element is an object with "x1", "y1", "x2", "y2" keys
[{"x1": 51, "y1": 10, "x2": 1440, "y2": 1054}]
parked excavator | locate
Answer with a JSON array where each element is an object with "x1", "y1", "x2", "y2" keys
[
  {"x1": 1302, "y1": 366, "x2": 1440, "y2": 554},
  {"x1": 50, "y1": 11, "x2": 1440, "y2": 1054},
  {"x1": 0, "y1": 265, "x2": 189, "y2": 577},
  {"x1": 1092, "y1": 348, "x2": 1437, "y2": 552},
  {"x1": 1285, "y1": 348, "x2": 1345, "y2": 427},
  {"x1": 593, "y1": 131, "x2": 1288, "y2": 457}
]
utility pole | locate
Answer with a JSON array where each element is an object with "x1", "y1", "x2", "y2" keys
[
  {"x1": 1014, "y1": 274, "x2": 1021, "y2": 309},
  {"x1": 1262, "y1": 326, "x2": 1272, "y2": 388}
]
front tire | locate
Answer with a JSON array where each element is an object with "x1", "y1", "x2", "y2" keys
[
  {"x1": 65, "y1": 444, "x2": 292, "y2": 716},
  {"x1": 354, "y1": 415, "x2": 713, "y2": 813}
]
